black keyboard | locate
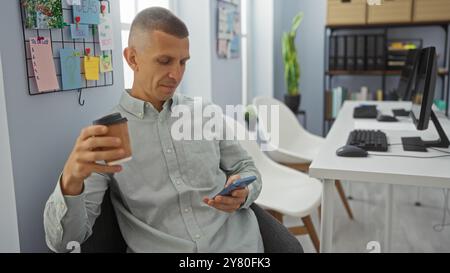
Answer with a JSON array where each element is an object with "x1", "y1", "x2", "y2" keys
[
  {"x1": 392, "y1": 109, "x2": 410, "y2": 117},
  {"x1": 353, "y1": 106, "x2": 378, "y2": 119},
  {"x1": 347, "y1": 130, "x2": 388, "y2": 152}
]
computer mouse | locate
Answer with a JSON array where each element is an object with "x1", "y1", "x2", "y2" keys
[
  {"x1": 377, "y1": 115, "x2": 398, "y2": 122},
  {"x1": 336, "y1": 145, "x2": 369, "y2": 157}
]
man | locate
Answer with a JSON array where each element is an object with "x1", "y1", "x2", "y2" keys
[{"x1": 44, "y1": 7, "x2": 263, "y2": 253}]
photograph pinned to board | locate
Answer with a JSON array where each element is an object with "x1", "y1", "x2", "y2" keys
[
  {"x1": 29, "y1": 36, "x2": 59, "y2": 92},
  {"x1": 73, "y1": 0, "x2": 100, "y2": 25},
  {"x1": 100, "y1": 53, "x2": 113, "y2": 73},
  {"x1": 59, "y1": 48, "x2": 82, "y2": 90},
  {"x1": 217, "y1": 0, "x2": 241, "y2": 59},
  {"x1": 22, "y1": 0, "x2": 65, "y2": 29}
]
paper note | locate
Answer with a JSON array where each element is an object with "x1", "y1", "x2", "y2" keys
[
  {"x1": 67, "y1": 0, "x2": 81, "y2": 5},
  {"x1": 60, "y1": 48, "x2": 82, "y2": 90},
  {"x1": 218, "y1": 39, "x2": 228, "y2": 58},
  {"x1": 22, "y1": 0, "x2": 64, "y2": 29},
  {"x1": 84, "y1": 56, "x2": 99, "y2": 80},
  {"x1": 98, "y1": 14, "x2": 114, "y2": 51},
  {"x1": 100, "y1": 53, "x2": 113, "y2": 73},
  {"x1": 70, "y1": 24, "x2": 89, "y2": 39},
  {"x1": 73, "y1": 0, "x2": 100, "y2": 25},
  {"x1": 29, "y1": 37, "x2": 59, "y2": 92}
]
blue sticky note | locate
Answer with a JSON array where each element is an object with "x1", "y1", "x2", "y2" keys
[
  {"x1": 60, "y1": 48, "x2": 82, "y2": 90},
  {"x1": 73, "y1": 0, "x2": 100, "y2": 25},
  {"x1": 70, "y1": 24, "x2": 89, "y2": 39}
]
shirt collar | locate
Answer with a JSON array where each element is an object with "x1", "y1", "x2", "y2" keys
[{"x1": 119, "y1": 90, "x2": 179, "y2": 119}]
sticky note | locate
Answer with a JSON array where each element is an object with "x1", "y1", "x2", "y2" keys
[
  {"x1": 70, "y1": 24, "x2": 89, "y2": 39},
  {"x1": 29, "y1": 37, "x2": 59, "y2": 92},
  {"x1": 100, "y1": 53, "x2": 113, "y2": 73},
  {"x1": 60, "y1": 48, "x2": 82, "y2": 90},
  {"x1": 98, "y1": 14, "x2": 114, "y2": 51},
  {"x1": 84, "y1": 56, "x2": 99, "y2": 80},
  {"x1": 73, "y1": 0, "x2": 100, "y2": 25}
]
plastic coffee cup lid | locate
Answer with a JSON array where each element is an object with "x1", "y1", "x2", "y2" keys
[{"x1": 93, "y1": 112, "x2": 128, "y2": 126}]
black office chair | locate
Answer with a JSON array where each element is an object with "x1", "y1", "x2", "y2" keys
[{"x1": 81, "y1": 189, "x2": 303, "y2": 253}]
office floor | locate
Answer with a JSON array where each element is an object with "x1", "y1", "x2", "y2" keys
[{"x1": 283, "y1": 182, "x2": 450, "y2": 253}]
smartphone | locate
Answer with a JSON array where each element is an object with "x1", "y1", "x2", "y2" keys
[{"x1": 212, "y1": 176, "x2": 257, "y2": 198}]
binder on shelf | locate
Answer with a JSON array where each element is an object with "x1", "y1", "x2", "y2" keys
[
  {"x1": 325, "y1": 90, "x2": 333, "y2": 120},
  {"x1": 336, "y1": 36, "x2": 346, "y2": 70},
  {"x1": 329, "y1": 36, "x2": 337, "y2": 70},
  {"x1": 331, "y1": 86, "x2": 348, "y2": 119},
  {"x1": 346, "y1": 36, "x2": 356, "y2": 71},
  {"x1": 376, "y1": 35, "x2": 386, "y2": 70},
  {"x1": 356, "y1": 35, "x2": 366, "y2": 71},
  {"x1": 366, "y1": 35, "x2": 376, "y2": 70}
]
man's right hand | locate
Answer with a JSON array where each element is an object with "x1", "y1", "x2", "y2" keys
[{"x1": 61, "y1": 125, "x2": 124, "y2": 196}]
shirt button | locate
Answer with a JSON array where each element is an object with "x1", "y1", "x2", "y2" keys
[
  {"x1": 176, "y1": 181, "x2": 181, "y2": 185},
  {"x1": 184, "y1": 208, "x2": 190, "y2": 213},
  {"x1": 167, "y1": 148, "x2": 172, "y2": 153},
  {"x1": 195, "y1": 234, "x2": 201, "y2": 239}
]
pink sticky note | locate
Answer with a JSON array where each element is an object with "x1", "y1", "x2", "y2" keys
[{"x1": 29, "y1": 37, "x2": 59, "y2": 92}]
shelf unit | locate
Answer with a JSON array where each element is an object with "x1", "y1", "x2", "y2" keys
[{"x1": 323, "y1": 22, "x2": 450, "y2": 136}]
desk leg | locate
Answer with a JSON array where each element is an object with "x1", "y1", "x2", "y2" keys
[
  {"x1": 384, "y1": 184, "x2": 393, "y2": 253},
  {"x1": 320, "y1": 179, "x2": 335, "y2": 253}
]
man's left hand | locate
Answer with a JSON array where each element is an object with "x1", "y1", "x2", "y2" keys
[{"x1": 203, "y1": 175, "x2": 249, "y2": 213}]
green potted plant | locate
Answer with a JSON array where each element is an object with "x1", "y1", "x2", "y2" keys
[
  {"x1": 244, "y1": 104, "x2": 258, "y2": 131},
  {"x1": 282, "y1": 11, "x2": 304, "y2": 113}
]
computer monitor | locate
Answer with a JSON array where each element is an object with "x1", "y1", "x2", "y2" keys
[
  {"x1": 401, "y1": 47, "x2": 450, "y2": 151},
  {"x1": 396, "y1": 49, "x2": 420, "y2": 101},
  {"x1": 392, "y1": 49, "x2": 420, "y2": 117}
]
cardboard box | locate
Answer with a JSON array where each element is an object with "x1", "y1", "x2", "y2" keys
[
  {"x1": 367, "y1": 0, "x2": 413, "y2": 24},
  {"x1": 327, "y1": 0, "x2": 367, "y2": 26},
  {"x1": 414, "y1": 0, "x2": 450, "y2": 22}
]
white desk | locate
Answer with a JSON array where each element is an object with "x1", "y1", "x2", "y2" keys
[{"x1": 309, "y1": 101, "x2": 450, "y2": 253}]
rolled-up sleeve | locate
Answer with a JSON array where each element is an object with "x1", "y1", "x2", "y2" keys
[{"x1": 43, "y1": 172, "x2": 109, "y2": 252}]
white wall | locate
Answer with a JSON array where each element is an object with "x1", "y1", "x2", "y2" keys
[
  {"x1": 250, "y1": 0, "x2": 274, "y2": 99},
  {"x1": 177, "y1": 0, "x2": 213, "y2": 102},
  {"x1": 0, "y1": 52, "x2": 20, "y2": 253}
]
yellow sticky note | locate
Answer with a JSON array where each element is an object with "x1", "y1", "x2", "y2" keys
[{"x1": 84, "y1": 56, "x2": 100, "y2": 81}]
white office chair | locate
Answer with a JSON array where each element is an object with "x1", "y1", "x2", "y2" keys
[
  {"x1": 253, "y1": 96, "x2": 354, "y2": 220},
  {"x1": 223, "y1": 116, "x2": 323, "y2": 252}
]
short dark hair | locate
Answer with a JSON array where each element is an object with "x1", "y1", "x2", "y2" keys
[{"x1": 129, "y1": 7, "x2": 189, "y2": 45}]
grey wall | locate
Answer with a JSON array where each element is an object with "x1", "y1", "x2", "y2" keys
[
  {"x1": 210, "y1": 0, "x2": 242, "y2": 109},
  {"x1": 274, "y1": 0, "x2": 326, "y2": 136},
  {"x1": 178, "y1": 0, "x2": 243, "y2": 108},
  {"x1": 0, "y1": 0, "x2": 124, "y2": 252},
  {"x1": 274, "y1": 0, "x2": 450, "y2": 136},
  {"x1": 0, "y1": 52, "x2": 21, "y2": 253}
]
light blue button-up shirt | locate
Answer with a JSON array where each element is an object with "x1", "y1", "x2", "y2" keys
[{"x1": 44, "y1": 91, "x2": 263, "y2": 253}]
